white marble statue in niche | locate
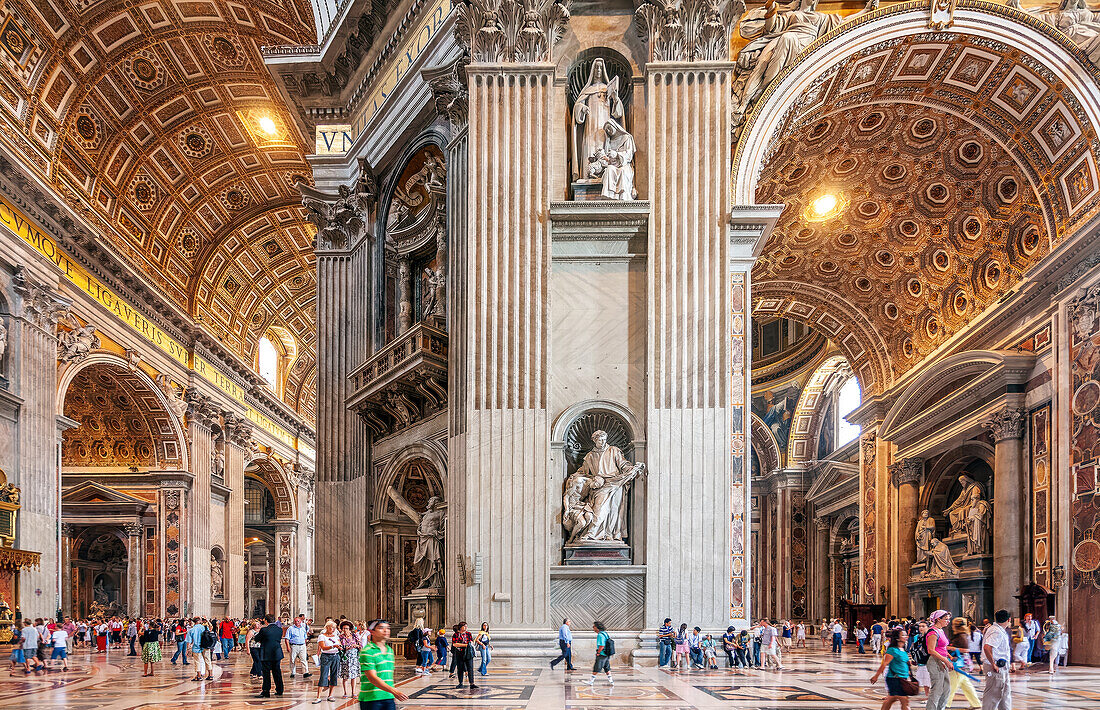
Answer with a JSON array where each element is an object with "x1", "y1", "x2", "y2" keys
[
  {"x1": 586, "y1": 120, "x2": 637, "y2": 201},
  {"x1": 562, "y1": 430, "x2": 645, "y2": 543},
  {"x1": 572, "y1": 59, "x2": 623, "y2": 181},
  {"x1": 944, "y1": 474, "x2": 984, "y2": 536},
  {"x1": 386, "y1": 487, "x2": 446, "y2": 589}
]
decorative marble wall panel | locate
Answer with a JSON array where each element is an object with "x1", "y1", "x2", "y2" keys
[
  {"x1": 550, "y1": 575, "x2": 644, "y2": 631},
  {"x1": 1069, "y1": 284, "x2": 1100, "y2": 663},
  {"x1": 1030, "y1": 403, "x2": 1051, "y2": 589},
  {"x1": 860, "y1": 432, "x2": 877, "y2": 603}
]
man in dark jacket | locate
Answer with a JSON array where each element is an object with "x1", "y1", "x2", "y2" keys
[{"x1": 255, "y1": 615, "x2": 285, "y2": 698}]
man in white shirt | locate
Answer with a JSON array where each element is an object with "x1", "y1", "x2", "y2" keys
[
  {"x1": 982, "y1": 609, "x2": 1012, "y2": 710},
  {"x1": 831, "y1": 620, "x2": 844, "y2": 654},
  {"x1": 50, "y1": 626, "x2": 70, "y2": 671}
]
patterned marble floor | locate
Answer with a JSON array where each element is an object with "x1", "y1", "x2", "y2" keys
[{"x1": 2, "y1": 644, "x2": 1097, "y2": 709}]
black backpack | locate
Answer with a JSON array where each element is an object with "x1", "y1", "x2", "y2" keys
[
  {"x1": 910, "y1": 629, "x2": 932, "y2": 665},
  {"x1": 603, "y1": 636, "x2": 615, "y2": 656},
  {"x1": 200, "y1": 628, "x2": 216, "y2": 649}
]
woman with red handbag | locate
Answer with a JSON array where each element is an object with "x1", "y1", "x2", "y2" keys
[{"x1": 871, "y1": 628, "x2": 919, "y2": 709}]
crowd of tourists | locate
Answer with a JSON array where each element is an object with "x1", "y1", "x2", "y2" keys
[{"x1": 5, "y1": 609, "x2": 1073, "y2": 710}]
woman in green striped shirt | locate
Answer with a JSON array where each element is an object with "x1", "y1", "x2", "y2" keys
[{"x1": 358, "y1": 620, "x2": 407, "y2": 710}]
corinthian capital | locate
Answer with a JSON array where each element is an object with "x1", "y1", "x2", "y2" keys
[
  {"x1": 14, "y1": 266, "x2": 69, "y2": 331},
  {"x1": 889, "y1": 457, "x2": 923, "y2": 486},
  {"x1": 983, "y1": 407, "x2": 1026, "y2": 442},
  {"x1": 454, "y1": 0, "x2": 571, "y2": 64},
  {"x1": 635, "y1": 0, "x2": 740, "y2": 63},
  {"x1": 300, "y1": 180, "x2": 373, "y2": 251},
  {"x1": 423, "y1": 55, "x2": 469, "y2": 134}
]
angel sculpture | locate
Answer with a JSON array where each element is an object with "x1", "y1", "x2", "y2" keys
[
  {"x1": 386, "y1": 486, "x2": 446, "y2": 589},
  {"x1": 57, "y1": 315, "x2": 100, "y2": 364}
]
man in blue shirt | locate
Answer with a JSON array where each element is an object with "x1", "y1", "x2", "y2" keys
[
  {"x1": 185, "y1": 617, "x2": 209, "y2": 681},
  {"x1": 549, "y1": 617, "x2": 574, "y2": 670},
  {"x1": 657, "y1": 618, "x2": 675, "y2": 668},
  {"x1": 283, "y1": 616, "x2": 311, "y2": 677}
]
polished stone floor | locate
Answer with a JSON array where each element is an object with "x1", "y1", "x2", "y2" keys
[{"x1": 2, "y1": 643, "x2": 1097, "y2": 709}]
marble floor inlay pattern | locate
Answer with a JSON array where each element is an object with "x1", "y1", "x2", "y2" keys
[{"x1": 2, "y1": 647, "x2": 1097, "y2": 709}]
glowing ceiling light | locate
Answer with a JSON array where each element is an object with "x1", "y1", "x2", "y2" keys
[
  {"x1": 804, "y1": 191, "x2": 847, "y2": 222},
  {"x1": 258, "y1": 116, "x2": 278, "y2": 135},
  {"x1": 811, "y1": 193, "x2": 837, "y2": 217}
]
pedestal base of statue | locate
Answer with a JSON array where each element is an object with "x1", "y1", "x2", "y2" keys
[
  {"x1": 570, "y1": 179, "x2": 604, "y2": 201},
  {"x1": 400, "y1": 587, "x2": 444, "y2": 635},
  {"x1": 907, "y1": 540, "x2": 992, "y2": 621},
  {"x1": 563, "y1": 540, "x2": 631, "y2": 565}
]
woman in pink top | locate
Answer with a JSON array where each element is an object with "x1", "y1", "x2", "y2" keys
[{"x1": 924, "y1": 610, "x2": 953, "y2": 710}]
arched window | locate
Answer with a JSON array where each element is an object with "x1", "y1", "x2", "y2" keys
[
  {"x1": 836, "y1": 376, "x2": 861, "y2": 447},
  {"x1": 258, "y1": 336, "x2": 278, "y2": 389}
]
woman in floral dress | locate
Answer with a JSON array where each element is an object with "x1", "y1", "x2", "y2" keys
[{"x1": 338, "y1": 620, "x2": 362, "y2": 698}]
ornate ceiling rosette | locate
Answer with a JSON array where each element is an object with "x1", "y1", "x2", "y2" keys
[{"x1": 0, "y1": 0, "x2": 318, "y2": 419}]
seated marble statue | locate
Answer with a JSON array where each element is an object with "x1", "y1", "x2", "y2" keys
[
  {"x1": 586, "y1": 119, "x2": 636, "y2": 201},
  {"x1": 563, "y1": 430, "x2": 644, "y2": 543}
]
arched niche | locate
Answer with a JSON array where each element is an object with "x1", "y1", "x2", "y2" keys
[
  {"x1": 58, "y1": 354, "x2": 189, "y2": 471},
  {"x1": 376, "y1": 133, "x2": 449, "y2": 345},
  {"x1": 920, "y1": 441, "x2": 995, "y2": 539},
  {"x1": 372, "y1": 445, "x2": 446, "y2": 626}
]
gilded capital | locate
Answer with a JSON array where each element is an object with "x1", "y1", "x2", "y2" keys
[
  {"x1": 983, "y1": 407, "x2": 1026, "y2": 442},
  {"x1": 889, "y1": 457, "x2": 923, "y2": 486}
]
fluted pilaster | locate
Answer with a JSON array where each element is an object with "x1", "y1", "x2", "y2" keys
[
  {"x1": 312, "y1": 190, "x2": 371, "y2": 620},
  {"x1": 645, "y1": 60, "x2": 738, "y2": 628},
  {"x1": 459, "y1": 64, "x2": 559, "y2": 627},
  {"x1": 224, "y1": 438, "x2": 246, "y2": 618}
]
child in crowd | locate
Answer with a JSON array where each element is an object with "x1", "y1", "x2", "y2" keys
[{"x1": 702, "y1": 634, "x2": 719, "y2": 669}]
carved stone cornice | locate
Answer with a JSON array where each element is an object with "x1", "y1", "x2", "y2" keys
[
  {"x1": 889, "y1": 457, "x2": 923, "y2": 486},
  {"x1": 634, "y1": 0, "x2": 739, "y2": 63},
  {"x1": 454, "y1": 0, "x2": 571, "y2": 64},
  {"x1": 300, "y1": 181, "x2": 373, "y2": 251},
  {"x1": 983, "y1": 407, "x2": 1026, "y2": 442},
  {"x1": 423, "y1": 55, "x2": 469, "y2": 134}
]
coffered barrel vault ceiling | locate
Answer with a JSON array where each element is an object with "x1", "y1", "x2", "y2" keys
[
  {"x1": 753, "y1": 30, "x2": 1100, "y2": 394},
  {"x1": 0, "y1": 0, "x2": 318, "y2": 420}
]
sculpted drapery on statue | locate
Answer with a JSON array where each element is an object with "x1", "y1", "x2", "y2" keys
[
  {"x1": 1009, "y1": 0, "x2": 1100, "y2": 65},
  {"x1": 572, "y1": 59, "x2": 623, "y2": 182},
  {"x1": 386, "y1": 487, "x2": 446, "y2": 590},
  {"x1": 915, "y1": 509, "x2": 935, "y2": 563},
  {"x1": 562, "y1": 430, "x2": 645, "y2": 543},
  {"x1": 732, "y1": 0, "x2": 879, "y2": 124},
  {"x1": 944, "y1": 474, "x2": 984, "y2": 536}
]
